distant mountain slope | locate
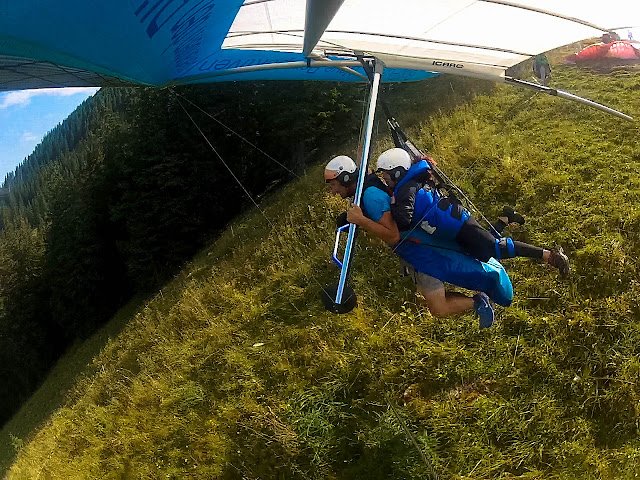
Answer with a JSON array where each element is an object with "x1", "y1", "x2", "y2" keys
[
  {"x1": 0, "y1": 81, "x2": 370, "y2": 430},
  {"x1": 4, "y1": 62, "x2": 640, "y2": 479}
]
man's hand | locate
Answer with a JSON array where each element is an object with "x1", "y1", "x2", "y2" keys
[
  {"x1": 346, "y1": 205, "x2": 366, "y2": 226},
  {"x1": 422, "y1": 154, "x2": 437, "y2": 167},
  {"x1": 346, "y1": 208, "x2": 400, "y2": 246}
]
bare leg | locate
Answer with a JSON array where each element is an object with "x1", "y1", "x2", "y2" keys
[{"x1": 417, "y1": 284, "x2": 474, "y2": 318}]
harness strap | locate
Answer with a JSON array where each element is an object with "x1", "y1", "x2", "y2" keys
[{"x1": 495, "y1": 237, "x2": 516, "y2": 259}]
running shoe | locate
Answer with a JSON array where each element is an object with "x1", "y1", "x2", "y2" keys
[
  {"x1": 503, "y1": 205, "x2": 525, "y2": 226},
  {"x1": 473, "y1": 292, "x2": 495, "y2": 329},
  {"x1": 548, "y1": 246, "x2": 570, "y2": 277}
]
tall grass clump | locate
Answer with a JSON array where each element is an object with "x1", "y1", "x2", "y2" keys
[{"x1": 4, "y1": 62, "x2": 640, "y2": 479}]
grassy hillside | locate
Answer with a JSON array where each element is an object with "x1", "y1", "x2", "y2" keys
[{"x1": 3, "y1": 60, "x2": 640, "y2": 478}]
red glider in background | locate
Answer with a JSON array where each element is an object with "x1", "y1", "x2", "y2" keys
[{"x1": 568, "y1": 36, "x2": 640, "y2": 63}]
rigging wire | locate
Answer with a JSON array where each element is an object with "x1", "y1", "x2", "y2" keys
[
  {"x1": 174, "y1": 94, "x2": 271, "y2": 222},
  {"x1": 172, "y1": 86, "x2": 374, "y2": 301},
  {"x1": 171, "y1": 90, "x2": 335, "y2": 300},
  {"x1": 169, "y1": 88, "x2": 300, "y2": 179}
]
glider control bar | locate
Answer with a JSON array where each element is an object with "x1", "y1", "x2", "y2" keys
[
  {"x1": 323, "y1": 58, "x2": 383, "y2": 314},
  {"x1": 335, "y1": 58, "x2": 382, "y2": 304},
  {"x1": 504, "y1": 76, "x2": 634, "y2": 121}
]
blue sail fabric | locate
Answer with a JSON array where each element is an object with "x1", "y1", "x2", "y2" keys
[
  {"x1": 0, "y1": 0, "x2": 436, "y2": 90},
  {"x1": 2, "y1": 0, "x2": 639, "y2": 93}
]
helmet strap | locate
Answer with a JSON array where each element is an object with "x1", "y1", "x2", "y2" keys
[{"x1": 337, "y1": 168, "x2": 358, "y2": 187}]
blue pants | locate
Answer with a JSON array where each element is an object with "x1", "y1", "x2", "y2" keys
[{"x1": 394, "y1": 239, "x2": 513, "y2": 307}]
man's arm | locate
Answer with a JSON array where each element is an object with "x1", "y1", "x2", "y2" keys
[
  {"x1": 347, "y1": 206, "x2": 400, "y2": 245},
  {"x1": 392, "y1": 183, "x2": 417, "y2": 231}
]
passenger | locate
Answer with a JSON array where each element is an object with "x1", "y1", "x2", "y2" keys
[{"x1": 375, "y1": 148, "x2": 569, "y2": 276}]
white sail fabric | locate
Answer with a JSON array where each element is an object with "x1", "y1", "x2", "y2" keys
[{"x1": 227, "y1": 0, "x2": 640, "y2": 80}]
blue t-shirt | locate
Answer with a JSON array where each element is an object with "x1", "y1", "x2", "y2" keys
[
  {"x1": 361, "y1": 185, "x2": 461, "y2": 251},
  {"x1": 361, "y1": 186, "x2": 391, "y2": 222}
]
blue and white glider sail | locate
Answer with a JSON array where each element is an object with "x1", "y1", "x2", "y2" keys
[{"x1": 0, "y1": 0, "x2": 639, "y2": 90}]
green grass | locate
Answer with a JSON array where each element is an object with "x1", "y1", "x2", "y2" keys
[
  {"x1": 3, "y1": 62, "x2": 640, "y2": 479},
  {"x1": 0, "y1": 298, "x2": 142, "y2": 474}
]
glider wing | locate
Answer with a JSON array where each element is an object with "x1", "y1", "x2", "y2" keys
[{"x1": 1, "y1": 1, "x2": 639, "y2": 90}]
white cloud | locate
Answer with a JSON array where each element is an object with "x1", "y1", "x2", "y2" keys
[
  {"x1": 20, "y1": 131, "x2": 40, "y2": 143},
  {"x1": 0, "y1": 87, "x2": 100, "y2": 110}
]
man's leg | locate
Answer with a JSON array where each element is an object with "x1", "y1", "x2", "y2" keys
[
  {"x1": 401, "y1": 260, "x2": 472, "y2": 316},
  {"x1": 399, "y1": 258, "x2": 496, "y2": 327},
  {"x1": 458, "y1": 218, "x2": 541, "y2": 261},
  {"x1": 420, "y1": 285, "x2": 474, "y2": 317},
  {"x1": 403, "y1": 262, "x2": 496, "y2": 324},
  {"x1": 418, "y1": 283, "x2": 495, "y2": 328},
  {"x1": 457, "y1": 218, "x2": 570, "y2": 276}
]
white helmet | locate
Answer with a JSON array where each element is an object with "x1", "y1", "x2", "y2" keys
[
  {"x1": 376, "y1": 148, "x2": 411, "y2": 180},
  {"x1": 324, "y1": 155, "x2": 358, "y2": 185}
]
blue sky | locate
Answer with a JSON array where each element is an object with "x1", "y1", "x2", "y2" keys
[{"x1": 0, "y1": 87, "x2": 100, "y2": 182}]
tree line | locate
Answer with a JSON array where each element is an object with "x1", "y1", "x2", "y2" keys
[{"x1": 0, "y1": 82, "x2": 364, "y2": 426}]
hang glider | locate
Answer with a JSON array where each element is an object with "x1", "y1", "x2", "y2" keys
[{"x1": 0, "y1": 1, "x2": 638, "y2": 89}]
